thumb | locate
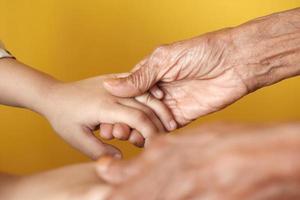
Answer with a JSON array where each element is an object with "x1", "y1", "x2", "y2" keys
[{"x1": 104, "y1": 66, "x2": 159, "y2": 98}]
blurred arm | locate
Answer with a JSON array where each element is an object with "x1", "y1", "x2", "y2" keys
[
  {"x1": 0, "y1": 163, "x2": 111, "y2": 200},
  {"x1": 0, "y1": 173, "x2": 20, "y2": 200},
  {"x1": 97, "y1": 123, "x2": 300, "y2": 200}
]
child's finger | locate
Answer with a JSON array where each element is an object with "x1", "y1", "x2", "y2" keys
[
  {"x1": 119, "y1": 99, "x2": 165, "y2": 133},
  {"x1": 100, "y1": 123, "x2": 114, "y2": 140},
  {"x1": 129, "y1": 130, "x2": 145, "y2": 148},
  {"x1": 135, "y1": 93, "x2": 177, "y2": 132},
  {"x1": 104, "y1": 105, "x2": 158, "y2": 139},
  {"x1": 70, "y1": 127, "x2": 122, "y2": 160},
  {"x1": 112, "y1": 123, "x2": 131, "y2": 140}
]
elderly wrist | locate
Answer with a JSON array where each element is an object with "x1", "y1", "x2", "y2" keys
[{"x1": 229, "y1": 14, "x2": 300, "y2": 93}]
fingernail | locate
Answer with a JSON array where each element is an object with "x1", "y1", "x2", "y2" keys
[
  {"x1": 168, "y1": 120, "x2": 177, "y2": 131},
  {"x1": 154, "y1": 90, "x2": 163, "y2": 99}
]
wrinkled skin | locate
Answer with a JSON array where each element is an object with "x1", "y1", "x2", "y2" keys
[
  {"x1": 104, "y1": 8, "x2": 300, "y2": 126},
  {"x1": 105, "y1": 29, "x2": 248, "y2": 126},
  {"x1": 98, "y1": 123, "x2": 300, "y2": 200}
]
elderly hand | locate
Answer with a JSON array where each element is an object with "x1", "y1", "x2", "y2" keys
[
  {"x1": 105, "y1": 29, "x2": 247, "y2": 126},
  {"x1": 97, "y1": 122, "x2": 300, "y2": 200},
  {"x1": 104, "y1": 8, "x2": 300, "y2": 126}
]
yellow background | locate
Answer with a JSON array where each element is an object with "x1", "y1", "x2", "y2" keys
[{"x1": 0, "y1": 0, "x2": 300, "y2": 174}]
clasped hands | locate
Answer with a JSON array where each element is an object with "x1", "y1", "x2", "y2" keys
[
  {"x1": 43, "y1": 27, "x2": 247, "y2": 159},
  {"x1": 2, "y1": 7, "x2": 300, "y2": 200},
  {"x1": 43, "y1": 7, "x2": 300, "y2": 159},
  {"x1": 51, "y1": 28, "x2": 247, "y2": 159}
]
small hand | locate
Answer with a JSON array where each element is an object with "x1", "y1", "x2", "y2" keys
[{"x1": 40, "y1": 74, "x2": 175, "y2": 159}]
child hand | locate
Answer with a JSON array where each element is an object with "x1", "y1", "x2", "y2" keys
[
  {"x1": 99, "y1": 92, "x2": 178, "y2": 148},
  {"x1": 39, "y1": 75, "x2": 176, "y2": 159}
]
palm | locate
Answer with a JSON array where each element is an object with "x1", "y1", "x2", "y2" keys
[{"x1": 158, "y1": 68, "x2": 247, "y2": 125}]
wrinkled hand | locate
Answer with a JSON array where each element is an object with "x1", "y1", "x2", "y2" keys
[
  {"x1": 97, "y1": 123, "x2": 300, "y2": 200},
  {"x1": 104, "y1": 29, "x2": 248, "y2": 125},
  {"x1": 104, "y1": 8, "x2": 300, "y2": 126}
]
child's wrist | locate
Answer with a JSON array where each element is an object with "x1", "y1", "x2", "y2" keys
[{"x1": 26, "y1": 77, "x2": 62, "y2": 117}]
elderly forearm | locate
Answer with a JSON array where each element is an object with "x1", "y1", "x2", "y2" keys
[
  {"x1": 231, "y1": 8, "x2": 300, "y2": 92},
  {"x1": 0, "y1": 58, "x2": 60, "y2": 114}
]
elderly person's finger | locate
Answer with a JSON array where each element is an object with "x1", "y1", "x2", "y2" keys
[
  {"x1": 103, "y1": 45, "x2": 172, "y2": 98},
  {"x1": 150, "y1": 85, "x2": 164, "y2": 99},
  {"x1": 103, "y1": 68, "x2": 157, "y2": 98},
  {"x1": 135, "y1": 93, "x2": 177, "y2": 131}
]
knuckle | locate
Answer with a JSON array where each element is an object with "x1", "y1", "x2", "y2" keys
[
  {"x1": 128, "y1": 70, "x2": 149, "y2": 93},
  {"x1": 151, "y1": 45, "x2": 171, "y2": 61},
  {"x1": 149, "y1": 45, "x2": 170, "y2": 63},
  {"x1": 153, "y1": 44, "x2": 170, "y2": 55}
]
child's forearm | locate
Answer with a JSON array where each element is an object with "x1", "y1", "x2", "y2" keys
[
  {"x1": 0, "y1": 173, "x2": 21, "y2": 200},
  {"x1": 0, "y1": 58, "x2": 60, "y2": 114},
  {"x1": 0, "y1": 163, "x2": 111, "y2": 200}
]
